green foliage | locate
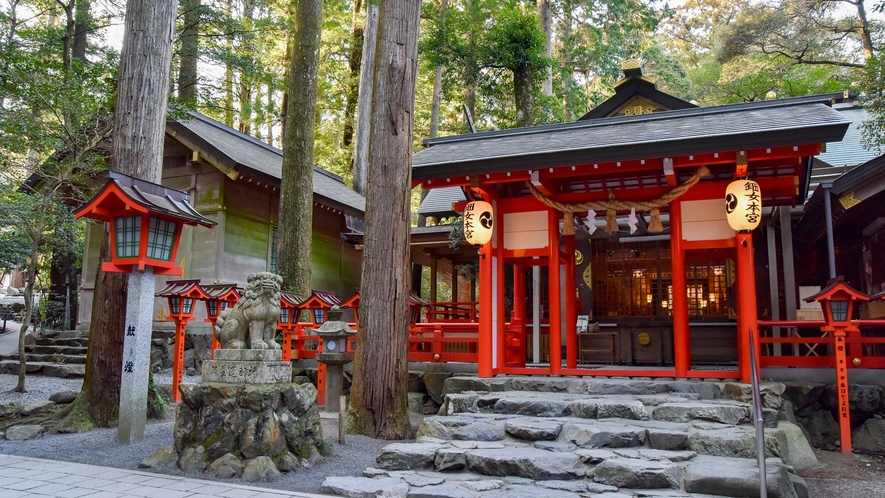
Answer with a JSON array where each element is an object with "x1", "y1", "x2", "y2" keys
[{"x1": 861, "y1": 54, "x2": 885, "y2": 152}]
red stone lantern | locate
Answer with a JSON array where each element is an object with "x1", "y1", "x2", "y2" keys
[
  {"x1": 279, "y1": 291, "x2": 303, "y2": 362},
  {"x1": 156, "y1": 279, "x2": 209, "y2": 403},
  {"x1": 201, "y1": 283, "x2": 242, "y2": 358},
  {"x1": 805, "y1": 276, "x2": 869, "y2": 453}
]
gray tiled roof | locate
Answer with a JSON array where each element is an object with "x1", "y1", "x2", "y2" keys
[
  {"x1": 413, "y1": 98, "x2": 850, "y2": 180},
  {"x1": 168, "y1": 112, "x2": 365, "y2": 216},
  {"x1": 418, "y1": 187, "x2": 466, "y2": 217},
  {"x1": 816, "y1": 104, "x2": 878, "y2": 169}
]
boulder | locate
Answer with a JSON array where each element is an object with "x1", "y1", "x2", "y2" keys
[
  {"x1": 852, "y1": 418, "x2": 885, "y2": 454},
  {"x1": 799, "y1": 409, "x2": 839, "y2": 448},
  {"x1": 239, "y1": 410, "x2": 286, "y2": 459},
  {"x1": 376, "y1": 442, "x2": 444, "y2": 470},
  {"x1": 465, "y1": 447, "x2": 586, "y2": 480},
  {"x1": 242, "y1": 456, "x2": 280, "y2": 482},
  {"x1": 276, "y1": 451, "x2": 300, "y2": 472},
  {"x1": 688, "y1": 426, "x2": 756, "y2": 458},
  {"x1": 418, "y1": 416, "x2": 506, "y2": 441},
  {"x1": 5, "y1": 425, "x2": 44, "y2": 441},
  {"x1": 504, "y1": 418, "x2": 562, "y2": 441},
  {"x1": 653, "y1": 402, "x2": 748, "y2": 425},
  {"x1": 423, "y1": 372, "x2": 450, "y2": 404},
  {"x1": 139, "y1": 446, "x2": 177, "y2": 469},
  {"x1": 722, "y1": 382, "x2": 786, "y2": 410},
  {"x1": 0, "y1": 402, "x2": 20, "y2": 417},
  {"x1": 178, "y1": 445, "x2": 208, "y2": 473},
  {"x1": 573, "y1": 398, "x2": 649, "y2": 420},
  {"x1": 321, "y1": 476, "x2": 409, "y2": 498},
  {"x1": 592, "y1": 458, "x2": 681, "y2": 489},
  {"x1": 777, "y1": 421, "x2": 818, "y2": 470},
  {"x1": 434, "y1": 448, "x2": 468, "y2": 471},
  {"x1": 406, "y1": 482, "x2": 475, "y2": 498},
  {"x1": 493, "y1": 397, "x2": 572, "y2": 417},
  {"x1": 534, "y1": 441, "x2": 577, "y2": 452},
  {"x1": 480, "y1": 484, "x2": 583, "y2": 498},
  {"x1": 208, "y1": 453, "x2": 244, "y2": 478},
  {"x1": 409, "y1": 392, "x2": 430, "y2": 413},
  {"x1": 42, "y1": 363, "x2": 84, "y2": 378},
  {"x1": 20, "y1": 400, "x2": 55, "y2": 417},
  {"x1": 49, "y1": 391, "x2": 78, "y2": 404},
  {"x1": 442, "y1": 377, "x2": 511, "y2": 396},
  {"x1": 558, "y1": 421, "x2": 646, "y2": 448},
  {"x1": 398, "y1": 473, "x2": 445, "y2": 487},
  {"x1": 824, "y1": 384, "x2": 882, "y2": 414},
  {"x1": 683, "y1": 457, "x2": 798, "y2": 498},
  {"x1": 647, "y1": 428, "x2": 689, "y2": 451}
]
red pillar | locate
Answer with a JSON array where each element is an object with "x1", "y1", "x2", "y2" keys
[
  {"x1": 564, "y1": 233, "x2": 577, "y2": 369},
  {"x1": 509, "y1": 262, "x2": 527, "y2": 367},
  {"x1": 282, "y1": 327, "x2": 292, "y2": 362},
  {"x1": 478, "y1": 240, "x2": 494, "y2": 377},
  {"x1": 833, "y1": 328, "x2": 852, "y2": 453},
  {"x1": 548, "y1": 209, "x2": 562, "y2": 374},
  {"x1": 317, "y1": 361, "x2": 326, "y2": 405},
  {"x1": 207, "y1": 317, "x2": 220, "y2": 360},
  {"x1": 670, "y1": 200, "x2": 690, "y2": 377},
  {"x1": 172, "y1": 318, "x2": 186, "y2": 402},
  {"x1": 495, "y1": 227, "x2": 506, "y2": 374},
  {"x1": 735, "y1": 231, "x2": 758, "y2": 384}
]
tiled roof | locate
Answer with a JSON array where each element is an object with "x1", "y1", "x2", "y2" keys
[
  {"x1": 418, "y1": 187, "x2": 466, "y2": 218},
  {"x1": 167, "y1": 112, "x2": 365, "y2": 216}
]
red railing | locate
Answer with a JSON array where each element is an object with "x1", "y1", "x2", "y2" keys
[
  {"x1": 425, "y1": 302, "x2": 479, "y2": 322},
  {"x1": 757, "y1": 320, "x2": 885, "y2": 369},
  {"x1": 408, "y1": 322, "x2": 480, "y2": 362}
]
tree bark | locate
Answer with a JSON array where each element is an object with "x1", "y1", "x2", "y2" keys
[
  {"x1": 279, "y1": 0, "x2": 322, "y2": 294},
  {"x1": 348, "y1": 0, "x2": 421, "y2": 440},
  {"x1": 72, "y1": 1, "x2": 89, "y2": 62},
  {"x1": 342, "y1": 0, "x2": 364, "y2": 148},
  {"x1": 537, "y1": 0, "x2": 552, "y2": 97},
  {"x1": 61, "y1": 0, "x2": 177, "y2": 429},
  {"x1": 514, "y1": 63, "x2": 533, "y2": 127},
  {"x1": 351, "y1": 1, "x2": 378, "y2": 195},
  {"x1": 178, "y1": 0, "x2": 200, "y2": 104}
]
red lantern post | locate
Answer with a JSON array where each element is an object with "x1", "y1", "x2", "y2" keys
[
  {"x1": 202, "y1": 284, "x2": 242, "y2": 359},
  {"x1": 156, "y1": 280, "x2": 209, "y2": 403},
  {"x1": 805, "y1": 276, "x2": 869, "y2": 453},
  {"x1": 298, "y1": 291, "x2": 342, "y2": 406},
  {"x1": 279, "y1": 291, "x2": 303, "y2": 362}
]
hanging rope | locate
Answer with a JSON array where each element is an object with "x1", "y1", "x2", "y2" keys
[{"x1": 526, "y1": 166, "x2": 711, "y2": 235}]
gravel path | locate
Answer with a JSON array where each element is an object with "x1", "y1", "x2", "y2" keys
[{"x1": 0, "y1": 373, "x2": 403, "y2": 495}]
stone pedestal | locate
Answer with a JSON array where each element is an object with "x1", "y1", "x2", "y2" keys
[
  {"x1": 118, "y1": 268, "x2": 155, "y2": 444},
  {"x1": 317, "y1": 353, "x2": 353, "y2": 413},
  {"x1": 201, "y1": 349, "x2": 291, "y2": 384}
]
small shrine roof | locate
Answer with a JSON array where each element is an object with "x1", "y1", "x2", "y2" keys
[
  {"x1": 156, "y1": 279, "x2": 207, "y2": 298},
  {"x1": 202, "y1": 283, "x2": 242, "y2": 300}
]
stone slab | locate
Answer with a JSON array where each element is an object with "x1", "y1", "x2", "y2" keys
[
  {"x1": 201, "y1": 360, "x2": 291, "y2": 384},
  {"x1": 214, "y1": 349, "x2": 283, "y2": 362}
]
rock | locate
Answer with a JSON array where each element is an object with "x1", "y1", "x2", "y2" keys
[
  {"x1": 418, "y1": 416, "x2": 506, "y2": 441},
  {"x1": 534, "y1": 441, "x2": 576, "y2": 452},
  {"x1": 19, "y1": 400, "x2": 55, "y2": 417},
  {"x1": 683, "y1": 457, "x2": 798, "y2": 498},
  {"x1": 397, "y1": 473, "x2": 445, "y2": 487},
  {"x1": 377, "y1": 442, "x2": 444, "y2": 470},
  {"x1": 281, "y1": 383, "x2": 316, "y2": 414},
  {"x1": 647, "y1": 429, "x2": 689, "y2": 451},
  {"x1": 688, "y1": 426, "x2": 756, "y2": 458},
  {"x1": 423, "y1": 372, "x2": 450, "y2": 404},
  {"x1": 573, "y1": 398, "x2": 649, "y2": 420},
  {"x1": 435, "y1": 448, "x2": 468, "y2": 471},
  {"x1": 777, "y1": 421, "x2": 818, "y2": 470},
  {"x1": 592, "y1": 458, "x2": 681, "y2": 489},
  {"x1": 405, "y1": 482, "x2": 475, "y2": 498},
  {"x1": 242, "y1": 456, "x2": 280, "y2": 482},
  {"x1": 41, "y1": 363, "x2": 84, "y2": 378},
  {"x1": 49, "y1": 391, "x2": 79, "y2": 404},
  {"x1": 504, "y1": 418, "x2": 562, "y2": 441},
  {"x1": 321, "y1": 476, "x2": 409, "y2": 498},
  {"x1": 460, "y1": 479, "x2": 504, "y2": 491},
  {"x1": 5, "y1": 425, "x2": 44, "y2": 441},
  {"x1": 465, "y1": 447, "x2": 585, "y2": 480},
  {"x1": 537, "y1": 479, "x2": 587, "y2": 492},
  {"x1": 139, "y1": 446, "x2": 177, "y2": 469},
  {"x1": 790, "y1": 473, "x2": 810, "y2": 498},
  {"x1": 481, "y1": 484, "x2": 579, "y2": 498},
  {"x1": 653, "y1": 402, "x2": 748, "y2": 425},
  {"x1": 442, "y1": 377, "x2": 511, "y2": 396},
  {"x1": 824, "y1": 384, "x2": 882, "y2": 414},
  {"x1": 637, "y1": 449, "x2": 697, "y2": 462},
  {"x1": 298, "y1": 442, "x2": 324, "y2": 467},
  {"x1": 409, "y1": 392, "x2": 430, "y2": 413},
  {"x1": 423, "y1": 398, "x2": 442, "y2": 415},
  {"x1": 0, "y1": 402, "x2": 20, "y2": 417},
  {"x1": 800, "y1": 409, "x2": 839, "y2": 448},
  {"x1": 494, "y1": 397, "x2": 573, "y2": 417},
  {"x1": 178, "y1": 445, "x2": 208, "y2": 473},
  {"x1": 573, "y1": 448, "x2": 617, "y2": 464},
  {"x1": 783, "y1": 383, "x2": 826, "y2": 413},
  {"x1": 852, "y1": 418, "x2": 885, "y2": 453},
  {"x1": 722, "y1": 382, "x2": 786, "y2": 410},
  {"x1": 276, "y1": 451, "x2": 300, "y2": 472},
  {"x1": 208, "y1": 453, "x2": 244, "y2": 478},
  {"x1": 558, "y1": 421, "x2": 646, "y2": 448},
  {"x1": 239, "y1": 410, "x2": 286, "y2": 459},
  {"x1": 441, "y1": 393, "x2": 482, "y2": 415}
]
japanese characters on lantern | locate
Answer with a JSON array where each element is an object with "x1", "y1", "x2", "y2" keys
[
  {"x1": 725, "y1": 179, "x2": 762, "y2": 231},
  {"x1": 463, "y1": 200, "x2": 494, "y2": 245}
]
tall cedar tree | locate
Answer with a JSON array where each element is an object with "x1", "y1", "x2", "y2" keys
[
  {"x1": 348, "y1": 0, "x2": 421, "y2": 439},
  {"x1": 279, "y1": 0, "x2": 322, "y2": 294},
  {"x1": 60, "y1": 0, "x2": 178, "y2": 430}
]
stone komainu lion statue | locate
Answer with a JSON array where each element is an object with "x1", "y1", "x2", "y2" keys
[{"x1": 216, "y1": 272, "x2": 283, "y2": 350}]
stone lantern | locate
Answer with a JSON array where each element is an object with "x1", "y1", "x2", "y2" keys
[{"x1": 313, "y1": 305, "x2": 356, "y2": 412}]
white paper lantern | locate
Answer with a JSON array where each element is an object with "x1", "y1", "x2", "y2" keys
[
  {"x1": 463, "y1": 200, "x2": 494, "y2": 245},
  {"x1": 725, "y1": 179, "x2": 762, "y2": 231}
]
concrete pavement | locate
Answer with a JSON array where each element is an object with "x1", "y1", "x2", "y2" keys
[{"x1": 0, "y1": 454, "x2": 333, "y2": 498}]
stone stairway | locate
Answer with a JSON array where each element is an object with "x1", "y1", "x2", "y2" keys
[
  {"x1": 322, "y1": 377, "x2": 817, "y2": 498},
  {"x1": 0, "y1": 331, "x2": 87, "y2": 378}
]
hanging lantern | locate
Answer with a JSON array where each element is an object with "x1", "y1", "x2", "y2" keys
[
  {"x1": 463, "y1": 201, "x2": 494, "y2": 245},
  {"x1": 725, "y1": 179, "x2": 762, "y2": 231}
]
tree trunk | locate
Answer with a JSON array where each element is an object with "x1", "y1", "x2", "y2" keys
[
  {"x1": 348, "y1": 0, "x2": 421, "y2": 440},
  {"x1": 15, "y1": 237, "x2": 40, "y2": 393},
  {"x1": 351, "y1": 1, "x2": 378, "y2": 195},
  {"x1": 238, "y1": 1, "x2": 255, "y2": 135},
  {"x1": 854, "y1": 0, "x2": 874, "y2": 61},
  {"x1": 514, "y1": 63, "x2": 533, "y2": 127},
  {"x1": 429, "y1": 0, "x2": 447, "y2": 138},
  {"x1": 537, "y1": 0, "x2": 552, "y2": 97},
  {"x1": 342, "y1": 0, "x2": 363, "y2": 148},
  {"x1": 178, "y1": 0, "x2": 200, "y2": 104},
  {"x1": 278, "y1": 0, "x2": 322, "y2": 294},
  {"x1": 61, "y1": 0, "x2": 177, "y2": 430},
  {"x1": 72, "y1": 1, "x2": 89, "y2": 62}
]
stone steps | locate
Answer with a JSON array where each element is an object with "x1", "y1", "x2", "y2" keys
[
  {"x1": 321, "y1": 376, "x2": 816, "y2": 498},
  {"x1": 0, "y1": 360, "x2": 85, "y2": 378},
  {"x1": 0, "y1": 353, "x2": 86, "y2": 364}
]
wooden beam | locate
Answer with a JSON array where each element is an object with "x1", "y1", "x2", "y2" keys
[{"x1": 167, "y1": 125, "x2": 240, "y2": 180}]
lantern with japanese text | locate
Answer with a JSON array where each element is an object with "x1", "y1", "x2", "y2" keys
[
  {"x1": 725, "y1": 179, "x2": 762, "y2": 231},
  {"x1": 463, "y1": 200, "x2": 494, "y2": 245}
]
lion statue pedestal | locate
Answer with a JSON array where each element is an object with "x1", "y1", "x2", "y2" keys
[{"x1": 170, "y1": 272, "x2": 331, "y2": 482}]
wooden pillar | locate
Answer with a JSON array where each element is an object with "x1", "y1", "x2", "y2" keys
[
  {"x1": 670, "y1": 200, "x2": 690, "y2": 377},
  {"x1": 548, "y1": 209, "x2": 562, "y2": 374},
  {"x1": 735, "y1": 231, "x2": 758, "y2": 384},
  {"x1": 430, "y1": 258, "x2": 438, "y2": 304},
  {"x1": 478, "y1": 241, "x2": 494, "y2": 377},
  {"x1": 564, "y1": 233, "x2": 577, "y2": 369},
  {"x1": 833, "y1": 328, "x2": 852, "y2": 453},
  {"x1": 172, "y1": 319, "x2": 186, "y2": 403}
]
